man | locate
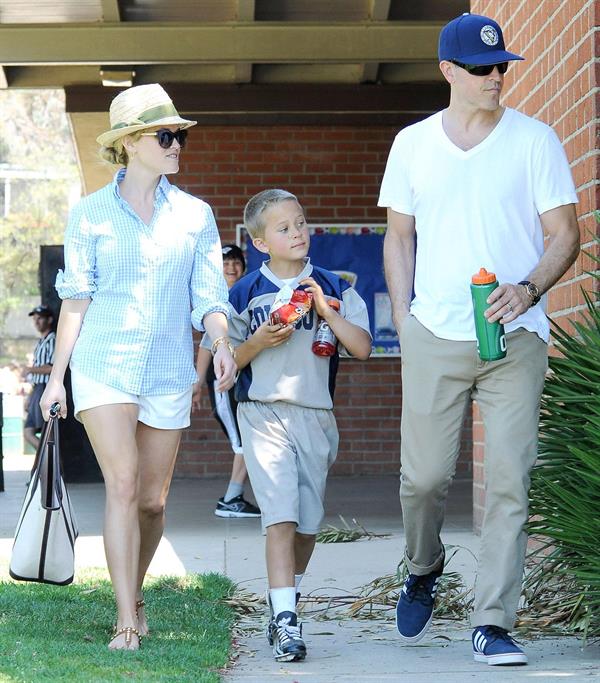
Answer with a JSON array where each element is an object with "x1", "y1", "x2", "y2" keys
[
  {"x1": 23, "y1": 305, "x2": 56, "y2": 450},
  {"x1": 379, "y1": 13, "x2": 580, "y2": 666},
  {"x1": 193, "y1": 244, "x2": 260, "y2": 518}
]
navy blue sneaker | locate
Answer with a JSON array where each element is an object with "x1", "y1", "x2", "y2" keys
[
  {"x1": 266, "y1": 590, "x2": 301, "y2": 646},
  {"x1": 472, "y1": 625, "x2": 528, "y2": 665},
  {"x1": 395, "y1": 567, "x2": 442, "y2": 642},
  {"x1": 270, "y1": 611, "x2": 306, "y2": 662}
]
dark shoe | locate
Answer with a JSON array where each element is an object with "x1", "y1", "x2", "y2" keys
[
  {"x1": 271, "y1": 611, "x2": 306, "y2": 662},
  {"x1": 472, "y1": 625, "x2": 527, "y2": 665},
  {"x1": 266, "y1": 591, "x2": 275, "y2": 645},
  {"x1": 395, "y1": 566, "x2": 442, "y2": 642},
  {"x1": 266, "y1": 590, "x2": 300, "y2": 646},
  {"x1": 214, "y1": 495, "x2": 261, "y2": 518}
]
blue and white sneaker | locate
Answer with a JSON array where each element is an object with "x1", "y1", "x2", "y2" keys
[
  {"x1": 395, "y1": 567, "x2": 442, "y2": 642},
  {"x1": 270, "y1": 611, "x2": 306, "y2": 662},
  {"x1": 472, "y1": 625, "x2": 528, "y2": 665},
  {"x1": 266, "y1": 590, "x2": 301, "y2": 646}
]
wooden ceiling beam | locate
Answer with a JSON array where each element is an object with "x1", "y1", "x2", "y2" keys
[
  {"x1": 0, "y1": 22, "x2": 443, "y2": 65},
  {"x1": 236, "y1": 0, "x2": 255, "y2": 21},
  {"x1": 368, "y1": 0, "x2": 392, "y2": 20},
  {"x1": 81, "y1": 110, "x2": 429, "y2": 127},
  {"x1": 363, "y1": 0, "x2": 392, "y2": 82},
  {"x1": 100, "y1": 0, "x2": 121, "y2": 22},
  {"x1": 146, "y1": 112, "x2": 426, "y2": 126},
  {"x1": 65, "y1": 83, "x2": 448, "y2": 117},
  {"x1": 234, "y1": 1, "x2": 255, "y2": 81}
]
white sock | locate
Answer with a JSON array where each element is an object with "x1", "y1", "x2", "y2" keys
[
  {"x1": 269, "y1": 587, "x2": 297, "y2": 617},
  {"x1": 294, "y1": 573, "x2": 304, "y2": 592},
  {"x1": 224, "y1": 481, "x2": 243, "y2": 502}
]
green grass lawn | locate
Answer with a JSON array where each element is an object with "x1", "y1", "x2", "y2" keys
[{"x1": 0, "y1": 569, "x2": 236, "y2": 683}]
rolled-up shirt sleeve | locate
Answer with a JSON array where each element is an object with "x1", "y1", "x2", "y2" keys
[
  {"x1": 190, "y1": 203, "x2": 229, "y2": 331},
  {"x1": 55, "y1": 203, "x2": 98, "y2": 300}
]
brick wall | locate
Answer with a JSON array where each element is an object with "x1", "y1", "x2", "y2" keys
[
  {"x1": 174, "y1": 125, "x2": 473, "y2": 480},
  {"x1": 471, "y1": 0, "x2": 599, "y2": 530}
]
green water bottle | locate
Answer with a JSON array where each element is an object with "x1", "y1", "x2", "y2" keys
[{"x1": 470, "y1": 268, "x2": 507, "y2": 361}]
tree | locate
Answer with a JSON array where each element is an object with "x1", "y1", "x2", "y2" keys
[
  {"x1": 1, "y1": 90, "x2": 76, "y2": 172},
  {"x1": 0, "y1": 89, "x2": 79, "y2": 360}
]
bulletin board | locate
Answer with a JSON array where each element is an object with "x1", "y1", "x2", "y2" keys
[{"x1": 236, "y1": 224, "x2": 400, "y2": 357}]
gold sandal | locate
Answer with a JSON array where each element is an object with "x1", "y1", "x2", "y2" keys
[{"x1": 109, "y1": 626, "x2": 142, "y2": 649}]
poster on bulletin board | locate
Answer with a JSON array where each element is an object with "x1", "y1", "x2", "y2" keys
[{"x1": 236, "y1": 224, "x2": 400, "y2": 357}]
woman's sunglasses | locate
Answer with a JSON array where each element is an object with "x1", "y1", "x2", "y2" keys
[
  {"x1": 140, "y1": 128, "x2": 188, "y2": 149},
  {"x1": 451, "y1": 60, "x2": 509, "y2": 76}
]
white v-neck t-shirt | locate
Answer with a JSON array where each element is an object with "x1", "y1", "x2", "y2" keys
[{"x1": 378, "y1": 107, "x2": 578, "y2": 342}]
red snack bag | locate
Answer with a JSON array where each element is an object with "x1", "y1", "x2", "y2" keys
[{"x1": 269, "y1": 285, "x2": 313, "y2": 326}]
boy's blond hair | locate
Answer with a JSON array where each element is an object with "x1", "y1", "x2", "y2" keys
[{"x1": 243, "y1": 189, "x2": 299, "y2": 239}]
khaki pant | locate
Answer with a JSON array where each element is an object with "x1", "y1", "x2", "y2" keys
[{"x1": 400, "y1": 315, "x2": 547, "y2": 630}]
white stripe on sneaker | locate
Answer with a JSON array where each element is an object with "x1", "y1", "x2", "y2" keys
[{"x1": 474, "y1": 632, "x2": 487, "y2": 652}]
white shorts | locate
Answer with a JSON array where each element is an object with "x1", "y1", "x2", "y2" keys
[{"x1": 70, "y1": 367, "x2": 193, "y2": 430}]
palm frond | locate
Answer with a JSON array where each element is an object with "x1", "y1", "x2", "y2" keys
[
  {"x1": 316, "y1": 516, "x2": 391, "y2": 543},
  {"x1": 525, "y1": 233, "x2": 600, "y2": 640}
]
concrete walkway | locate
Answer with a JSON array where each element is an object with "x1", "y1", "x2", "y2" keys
[{"x1": 0, "y1": 453, "x2": 598, "y2": 682}]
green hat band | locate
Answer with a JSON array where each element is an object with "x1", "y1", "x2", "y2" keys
[{"x1": 112, "y1": 102, "x2": 180, "y2": 130}]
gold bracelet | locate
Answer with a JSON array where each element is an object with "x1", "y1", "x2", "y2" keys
[{"x1": 211, "y1": 336, "x2": 236, "y2": 358}]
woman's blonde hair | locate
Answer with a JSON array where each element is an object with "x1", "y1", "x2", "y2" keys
[{"x1": 99, "y1": 131, "x2": 143, "y2": 166}]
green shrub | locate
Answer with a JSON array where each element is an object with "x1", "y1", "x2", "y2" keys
[{"x1": 525, "y1": 226, "x2": 600, "y2": 639}]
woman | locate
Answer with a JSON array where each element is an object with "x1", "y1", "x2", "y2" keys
[{"x1": 40, "y1": 84, "x2": 236, "y2": 651}]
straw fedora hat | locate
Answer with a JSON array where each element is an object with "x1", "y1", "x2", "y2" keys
[{"x1": 96, "y1": 83, "x2": 197, "y2": 147}]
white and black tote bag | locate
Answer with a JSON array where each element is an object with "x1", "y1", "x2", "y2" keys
[{"x1": 9, "y1": 402, "x2": 78, "y2": 585}]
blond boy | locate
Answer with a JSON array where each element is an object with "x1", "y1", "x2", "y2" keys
[{"x1": 227, "y1": 189, "x2": 371, "y2": 661}]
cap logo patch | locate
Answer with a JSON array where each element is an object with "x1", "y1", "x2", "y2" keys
[{"x1": 480, "y1": 25, "x2": 499, "y2": 46}]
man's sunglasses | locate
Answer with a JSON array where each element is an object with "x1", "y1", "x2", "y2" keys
[
  {"x1": 451, "y1": 60, "x2": 509, "y2": 76},
  {"x1": 140, "y1": 128, "x2": 188, "y2": 149}
]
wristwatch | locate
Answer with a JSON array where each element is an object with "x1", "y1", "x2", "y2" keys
[{"x1": 518, "y1": 280, "x2": 541, "y2": 307}]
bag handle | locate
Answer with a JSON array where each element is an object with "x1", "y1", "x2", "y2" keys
[{"x1": 33, "y1": 402, "x2": 63, "y2": 511}]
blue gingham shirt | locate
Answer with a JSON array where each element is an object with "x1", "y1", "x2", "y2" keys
[{"x1": 56, "y1": 169, "x2": 229, "y2": 395}]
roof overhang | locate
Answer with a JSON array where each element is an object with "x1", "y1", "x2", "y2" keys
[{"x1": 0, "y1": 0, "x2": 467, "y2": 191}]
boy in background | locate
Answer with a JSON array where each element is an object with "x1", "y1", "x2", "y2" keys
[
  {"x1": 23, "y1": 305, "x2": 56, "y2": 451},
  {"x1": 193, "y1": 244, "x2": 260, "y2": 518},
  {"x1": 227, "y1": 189, "x2": 371, "y2": 661}
]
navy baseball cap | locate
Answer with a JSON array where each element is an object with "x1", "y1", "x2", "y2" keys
[
  {"x1": 439, "y1": 13, "x2": 524, "y2": 65},
  {"x1": 28, "y1": 305, "x2": 53, "y2": 317},
  {"x1": 222, "y1": 243, "x2": 245, "y2": 269}
]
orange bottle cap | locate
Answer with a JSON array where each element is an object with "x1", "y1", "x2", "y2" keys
[{"x1": 471, "y1": 268, "x2": 497, "y2": 285}]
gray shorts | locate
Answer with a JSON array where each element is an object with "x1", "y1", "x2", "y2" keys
[
  {"x1": 24, "y1": 383, "x2": 45, "y2": 431},
  {"x1": 237, "y1": 401, "x2": 339, "y2": 534}
]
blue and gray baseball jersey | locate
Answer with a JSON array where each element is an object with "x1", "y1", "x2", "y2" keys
[{"x1": 227, "y1": 258, "x2": 370, "y2": 409}]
